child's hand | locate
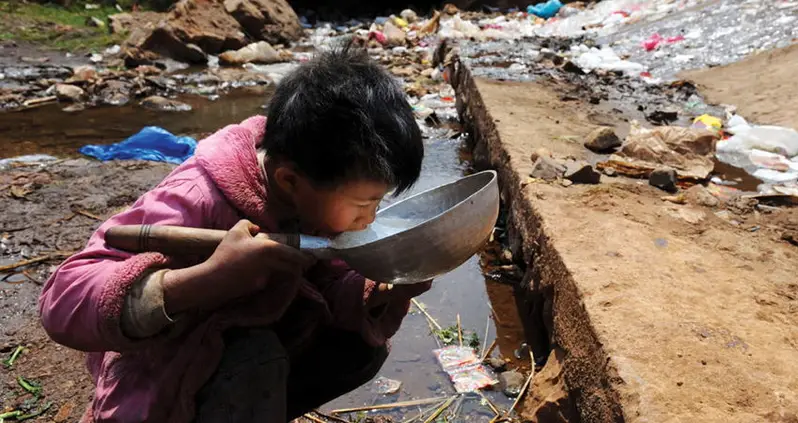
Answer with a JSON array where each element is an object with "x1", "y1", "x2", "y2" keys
[
  {"x1": 163, "y1": 220, "x2": 316, "y2": 313},
  {"x1": 207, "y1": 219, "x2": 316, "y2": 283}
]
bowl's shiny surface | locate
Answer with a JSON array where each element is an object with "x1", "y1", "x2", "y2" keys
[{"x1": 332, "y1": 170, "x2": 500, "y2": 284}]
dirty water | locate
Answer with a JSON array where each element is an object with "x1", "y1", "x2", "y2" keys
[
  {"x1": 0, "y1": 88, "x2": 524, "y2": 418},
  {"x1": 0, "y1": 88, "x2": 273, "y2": 159}
]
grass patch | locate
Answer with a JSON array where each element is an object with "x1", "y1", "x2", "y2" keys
[{"x1": 0, "y1": 1, "x2": 131, "y2": 53}]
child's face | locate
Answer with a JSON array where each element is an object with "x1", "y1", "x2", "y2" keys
[{"x1": 272, "y1": 164, "x2": 389, "y2": 237}]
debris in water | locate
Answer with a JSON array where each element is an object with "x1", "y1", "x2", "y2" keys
[{"x1": 373, "y1": 377, "x2": 402, "y2": 395}]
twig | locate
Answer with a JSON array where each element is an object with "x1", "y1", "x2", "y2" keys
[
  {"x1": 22, "y1": 270, "x2": 42, "y2": 285},
  {"x1": 507, "y1": 350, "x2": 536, "y2": 417},
  {"x1": 411, "y1": 298, "x2": 442, "y2": 331},
  {"x1": 331, "y1": 396, "x2": 447, "y2": 415},
  {"x1": 401, "y1": 398, "x2": 449, "y2": 423},
  {"x1": 422, "y1": 396, "x2": 456, "y2": 423},
  {"x1": 75, "y1": 209, "x2": 102, "y2": 221},
  {"x1": 480, "y1": 315, "x2": 491, "y2": 358},
  {"x1": 477, "y1": 391, "x2": 500, "y2": 416},
  {"x1": 481, "y1": 339, "x2": 497, "y2": 361},
  {"x1": 311, "y1": 410, "x2": 348, "y2": 423},
  {"x1": 487, "y1": 301, "x2": 502, "y2": 325},
  {"x1": 0, "y1": 256, "x2": 50, "y2": 273},
  {"x1": 22, "y1": 96, "x2": 57, "y2": 107},
  {"x1": 448, "y1": 395, "x2": 465, "y2": 421},
  {"x1": 303, "y1": 413, "x2": 326, "y2": 423},
  {"x1": 456, "y1": 314, "x2": 463, "y2": 347}
]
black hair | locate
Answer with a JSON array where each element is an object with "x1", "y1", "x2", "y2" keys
[{"x1": 262, "y1": 43, "x2": 423, "y2": 195}]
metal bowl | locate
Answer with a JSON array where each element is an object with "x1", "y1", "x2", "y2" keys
[{"x1": 333, "y1": 170, "x2": 500, "y2": 284}]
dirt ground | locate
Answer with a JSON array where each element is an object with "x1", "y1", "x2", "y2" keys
[
  {"x1": 1, "y1": 159, "x2": 175, "y2": 421},
  {"x1": 456, "y1": 65, "x2": 798, "y2": 422},
  {"x1": 682, "y1": 43, "x2": 798, "y2": 130}
]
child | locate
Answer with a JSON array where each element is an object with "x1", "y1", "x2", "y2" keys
[{"x1": 39, "y1": 45, "x2": 431, "y2": 423}]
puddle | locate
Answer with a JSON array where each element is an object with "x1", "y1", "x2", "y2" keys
[{"x1": 0, "y1": 88, "x2": 273, "y2": 159}]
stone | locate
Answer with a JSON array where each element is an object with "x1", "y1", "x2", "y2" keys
[
  {"x1": 684, "y1": 184, "x2": 720, "y2": 208},
  {"x1": 223, "y1": 0, "x2": 303, "y2": 46},
  {"x1": 400, "y1": 9, "x2": 419, "y2": 23},
  {"x1": 140, "y1": 95, "x2": 192, "y2": 112},
  {"x1": 603, "y1": 167, "x2": 617, "y2": 177},
  {"x1": 98, "y1": 79, "x2": 133, "y2": 106},
  {"x1": 85, "y1": 16, "x2": 105, "y2": 28},
  {"x1": 564, "y1": 161, "x2": 601, "y2": 184},
  {"x1": 383, "y1": 20, "x2": 406, "y2": 47},
  {"x1": 499, "y1": 370, "x2": 525, "y2": 397},
  {"x1": 54, "y1": 84, "x2": 86, "y2": 102},
  {"x1": 219, "y1": 41, "x2": 281, "y2": 65},
  {"x1": 649, "y1": 168, "x2": 678, "y2": 193},
  {"x1": 584, "y1": 126, "x2": 621, "y2": 152},
  {"x1": 485, "y1": 357, "x2": 507, "y2": 372},
  {"x1": 67, "y1": 65, "x2": 98, "y2": 83},
  {"x1": 530, "y1": 156, "x2": 566, "y2": 181}
]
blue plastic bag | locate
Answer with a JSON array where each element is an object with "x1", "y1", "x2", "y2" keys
[
  {"x1": 79, "y1": 126, "x2": 197, "y2": 164},
  {"x1": 527, "y1": 0, "x2": 563, "y2": 19}
]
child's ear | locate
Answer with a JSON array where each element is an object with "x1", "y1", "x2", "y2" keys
[{"x1": 273, "y1": 164, "x2": 301, "y2": 195}]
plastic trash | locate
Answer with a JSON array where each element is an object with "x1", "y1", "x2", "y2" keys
[
  {"x1": 433, "y1": 345, "x2": 498, "y2": 393},
  {"x1": 0, "y1": 154, "x2": 58, "y2": 170},
  {"x1": 527, "y1": 0, "x2": 563, "y2": 19},
  {"x1": 79, "y1": 127, "x2": 197, "y2": 164},
  {"x1": 692, "y1": 114, "x2": 723, "y2": 131},
  {"x1": 721, "y1": 117, "x2": 798, "y2": 157}
]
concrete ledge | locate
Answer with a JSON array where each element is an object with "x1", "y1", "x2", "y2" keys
[{"x1": 451, "y1": 58, "x2": 798, "y2": 423}]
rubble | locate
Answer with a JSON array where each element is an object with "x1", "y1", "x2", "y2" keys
[
  {"x1": 584, "y1": 126, "x2": 621, "y2": 152},
  {"x1": 54, "y1": 83, "x2": 86, "y2": 102},
  {"x1": 649, "y1": 168, "x2": 678, "y2": 193},
  {"x1": 530, "y1": 156, "x2": 566, "y2": 182}
]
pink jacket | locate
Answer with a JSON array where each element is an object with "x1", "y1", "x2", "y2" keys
[{"x1": 39, "y1": 116, "x2": 425, "y2": 423}]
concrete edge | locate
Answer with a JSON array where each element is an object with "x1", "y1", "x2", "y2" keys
[{"x1": 448, "y1": 56, "x2": 627, "y2": 423}]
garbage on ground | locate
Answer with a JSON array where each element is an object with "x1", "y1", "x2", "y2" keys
[
  {"x1": 641, "y1": 33, "x2": 685, "y2": 51},
  {"x1": 373, "y1": 376, "x2": 402, "y2": 395},
  {"x1": 527, "y1": 0, "x2": 563, "y2": 19},
  {"x1": 692, "y1": 114, "x2": 723, "y2": 132},
  {"x1": 603, "y1": 122, "x2": 719, "y2": 180},
  {"x1": 434, "y1": 345, "x2": 498, "y2": 393},
  {"x1": 0, "y1": 155, "x2": 58, "y2": 170},
  {"x1": 79, "y1": 127, "x2": 197, "y2": 164},
  {"x1": 570, "y1": 45, "x2": 646, "y2": 75}
]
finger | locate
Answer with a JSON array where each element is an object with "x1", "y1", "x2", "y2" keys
[{"x1": 231, "y1": 219, "x2": 259, "y2": 238}]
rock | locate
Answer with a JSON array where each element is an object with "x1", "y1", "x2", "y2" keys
[
  {"x1": 561, "y1": 60, "x2": 584, "y2": 74},
  {"x1": 561, "y1": 179, "x2": 574, "y2": 187},
  {"x1": 649, "y1": 168, "x2": 678, "y2": 193},
  {"x1": 139, "y1": 23, "x2": 210, "y2": 64},
  {"x1": 54, "y1": 84, "x2": 86, "y2": 102},
  {"x1": 140, "y1": 95, "x2": 192, "y2": 112},
  {"x1": 485, "y1": 357, "x2": 507, "y2": 372},
  {"x1": 67, "y1": 65, "x2": 98, "y2": 83},
  {"x1": 603, "y1": 167, "x2": 617, "y2": 177},
  {"x1": 85, "y1": 16, "x2": 106, "y2": 28},
  {"x1": 219, "y1": 41, "x2": 281, "y2": 65},
  {"x1": 564, "y1": 161, "x2": 601, "y2": 184},
  {"x1": 223, "y1": 0, "x2": 303, "y2": 45},
  {"x1": 400, "y1": 9, "x2": 419, "y2": 23},
  {"x1": 584, "y1": 127, "x2": 621, "y2": 152},
  {"x1": 530, "y1": 157, "x2": 566, "y2": 181},
  {"x1": 383, "y1": 21, "x2": 406, "y2": 47},
  {"x1": 499, "y1": 370, "x2": 525, "y2": 397},
  {"x1": 96, "y1": 80, "x2": 132, "y2": 106},
  {"x1": 62, "y1": 104, "x2": 86, "y2": 113},
  {"x1": 684, "y1": 185, "x2": 719, "y2": 208}
]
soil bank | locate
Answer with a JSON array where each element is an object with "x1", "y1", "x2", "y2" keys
[{"x1": 451, "y1": 56, "x2": 798, "y2": 422}]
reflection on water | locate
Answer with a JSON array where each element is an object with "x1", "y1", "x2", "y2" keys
[{"x1": 0, "y1": 88, "x2": 272, "y2": 159}]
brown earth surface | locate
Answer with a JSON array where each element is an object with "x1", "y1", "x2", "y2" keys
[
  {"x1": 1, "y1": 159, "x2": 175, "y2": 421},
  {"x1": 682, "y1": 43, "x2": 798, "y2": 130},
  {"x1": 453, "y1": 61, "x2": 798, "y2": 423}
]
